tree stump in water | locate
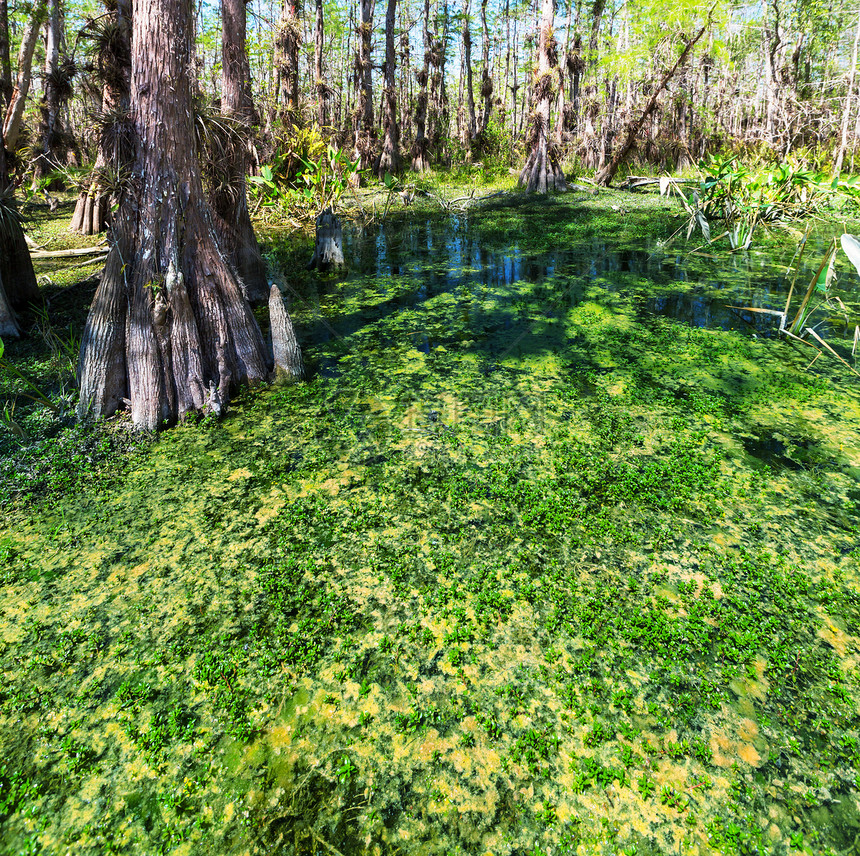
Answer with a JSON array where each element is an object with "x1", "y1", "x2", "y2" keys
[
  {"x1": 307, "y1": 208, "x2": 344, "y2": 271},
  {"x1": 269, "y1": 284, "x2": 304, "y2": 383}
]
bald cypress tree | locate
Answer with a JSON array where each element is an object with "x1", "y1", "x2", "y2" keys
[{"x1": 77, "y1": 0, "x2": 267, "y2": 428}]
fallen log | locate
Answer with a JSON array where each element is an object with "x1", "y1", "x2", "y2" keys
[{"x1": 29, "y1": 244, "x2": 108, "y2": 259}]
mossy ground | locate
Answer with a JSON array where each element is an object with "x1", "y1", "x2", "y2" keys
[{"x1": 2, "y1": 185, "x2": 860, "y2": 855}]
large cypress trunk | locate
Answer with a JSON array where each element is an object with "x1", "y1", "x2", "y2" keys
[
  {"x1": 77, "y1": 0, "x2": 268, "y2": 429},
  {"x1": 215, "y1": 0, "x2": 268, "y2": 304}
]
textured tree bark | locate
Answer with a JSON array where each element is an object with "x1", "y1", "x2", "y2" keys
[
  {"x1": 2, "y1": 0, "x2": 47, "y2": 151},
  {"x1": 377, "y1": 0, "x2": 400, "y2": 176},
  {"x1": 215, "y1": 0, "x2": 268, "y2": 304},
  {"x1": 435, "y1": 0, "x2": 451, "y2": 161},
  {"x1": 763, "y1": 0, "x2": 782, "y2": 146},
  {"x1": 307, "y1": 208, "x2": 344, "y2": 271},
  {"x1": 519, "y1": 0, "x2": 566, "y2": 193},
  {"x1": 269, "y1": 284, "x2": 304, "y2": 383},
  {"x1": 77, "y1": 0, "x2": 267, "y2": 429}
]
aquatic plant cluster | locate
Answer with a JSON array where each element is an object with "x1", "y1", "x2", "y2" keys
[{"x1": 2, "y1": 190, "x2": 860, "y2": 854}]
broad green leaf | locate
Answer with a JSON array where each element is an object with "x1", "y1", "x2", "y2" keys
[
  {"x1": 0, "y1": 337, "x2": 4, "y2": 360},
  {"x1": 815, "y1": 249, "x2": 836, "y2": 293}
]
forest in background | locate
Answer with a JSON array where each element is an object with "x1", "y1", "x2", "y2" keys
[{"x1": 3, "y1": 0, "x2": 860, "y2": 199}]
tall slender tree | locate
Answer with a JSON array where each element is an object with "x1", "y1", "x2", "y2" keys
[
  {"x1": 33, "y1": 0, "x2": 76, "y2": 184},
  {"x1": 313, "y1": 0, "x2": 330, "y2": 126},
  {"x1": 412, "y1": 0, "x2": 431, "y2": 170},
  {"x1": 353, "y1": 0, "x2": 375, "y2": 169},
  {"x1": 520, "y1": 0, "x2": 566, "y2": 192},
  {"x1": 475, "y1": 0, "x2": 493, "y2": 139},
  {"x1": 459, "y1": 0, "x2": 476, "y2": 149},
  {"x1": 71, "y1": 0, "x2": 132, "y2": 236},
  {"x1": 77, "y1": 0, "x2": 268, "y2": 428},
  {"x1": 377, "y1": 0, "x2": 400, "y2": 175},
  {"x1": 275, "y1": 0, "x2": 301, "y2": 115},
  {"x1": 3, "y1": 0, "x2": 48, "y2": 152},
  {"x1": 0, "y1": 0, "x2": 12, "y2": 109},
  {"x1": 213, "y1": 0, "x2": 268, "y2": 303}
]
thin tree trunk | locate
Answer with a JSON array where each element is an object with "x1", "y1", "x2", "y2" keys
[
  {"x1": 77, "y1": 0, "x2": 267, "y2": 428},
  {"x1": 32, "y1": 0, "x2": 62, "y2": 183},
  {"x1": 216, "y1": 0, "x2": 268, "y2": 303},
  {"x1": 595, "y1": 20, "x2": 709, "y2": 186},
  {"x1": 835, "y1": 7, "x2": 860, "y2": 174},
  {"x1": 275, "y1": 0, "x2": 301, "y2": 115},
  {"x1": 412, "y1": 0, "x2": 431, "y2": 170},
  {"x1": 554, "y1": 0, "x2": 572, "y2": 140},
  {"x1": 438, "y1": 0, "x2": 450, "y2": 159},
  {"x1": 71, "y1": 0, "x2": 132, "y2": 235},
  {"x1": 0, "y1": 0, "x2": 11, "y2": 109},
  {"x1": 476, "y1": 0, "x2": 492, "y2": 138},
  {"x1": 3, "y1": 0, "x2": 48, "y2": 151},
  {"x1": 463, "y1": 0, "x2": 476, "y2": 147},
  {"x1": 314, "y1": 0, "x2": 328, "y2": 126},
  {"x1": 353, "y1": 0, "x2": 375, "y2": 169},
  {"x1": 763, "y1": 0, "x2": 781, "y2": 144},
  {"x1": 377, "y1": 0, "x2": 400, "y2": 175}
]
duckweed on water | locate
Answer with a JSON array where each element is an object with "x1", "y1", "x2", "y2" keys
[{"x1": 2, "y1": 188, "x2": 860, "y2": 854}]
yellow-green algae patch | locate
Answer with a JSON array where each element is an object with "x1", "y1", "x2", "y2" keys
[{"x1": 4, "y1": 199, "x2": 860, "y2": 854}]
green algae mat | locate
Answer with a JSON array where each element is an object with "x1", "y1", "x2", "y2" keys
[{"x1": 3, "y1": 190, "x2": 860, "y2": 855}]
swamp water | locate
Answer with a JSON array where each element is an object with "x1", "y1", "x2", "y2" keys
[{"x1": 3, "y1": 191, "x2": 860, "y2": 855}]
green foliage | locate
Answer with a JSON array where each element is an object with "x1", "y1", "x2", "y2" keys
[
  {"x1": 678, "y1": 152, "x2": 860, "y2": 248},
  {"x1": 250, "y1": 125, "x2": 361, "y2": 218}
]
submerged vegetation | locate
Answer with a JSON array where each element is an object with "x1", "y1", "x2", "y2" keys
[{"x1": 3, "y1": 185, "x2": 860, "y2": 854}]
